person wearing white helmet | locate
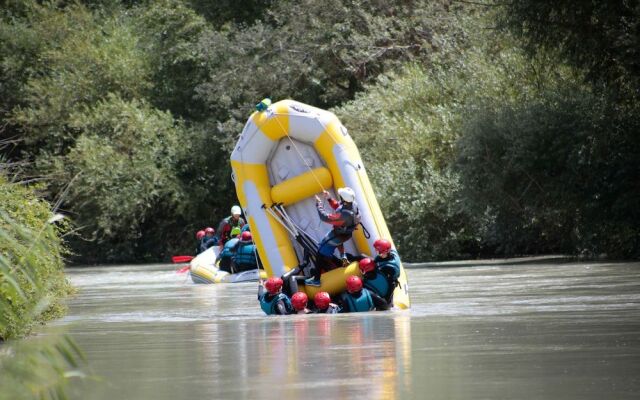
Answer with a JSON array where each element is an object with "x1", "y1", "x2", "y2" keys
[
  {"x1": 216, "y1": 205, "x2": 246, "y2": 246},
  {"x1": 305, "y1": 186, "x2": 361, "y2": 286}
]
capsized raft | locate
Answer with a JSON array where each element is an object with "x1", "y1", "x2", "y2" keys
[
  {"x1": 189, "y1": 246, "x2": 267, "y2": 284},
  {"x1": 230, "y1": 99, "x2": 410, "y2": 309}
]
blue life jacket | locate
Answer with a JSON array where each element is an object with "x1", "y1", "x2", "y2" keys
[
  {"x1": 233, "y1": 241, "x2": 257, "y2": 268},
  {"x1": 219, "y1": 238, "x2": 239, "y2": 260},
  {"x1": 241, "y1": 224, "x2": 251, "y2": 233},
  {"x1": 363, "y1": 271, "x2": 391, "y2": 298},
  {"x1": 342, "y1": 289, "x2": 374, "y2": 312},
  {"x1": 375, "y1": 250, "x2": 401, "y2": 281},
  {"x1": 260, "y1": 293, "x2": 293, "y2": 315}
]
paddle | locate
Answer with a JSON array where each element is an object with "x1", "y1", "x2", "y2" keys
[
  {"x1": 176, "y1": 265, "x2": 190, "y2": 274},
  {"x1": 172, "y1": 255, "x2": 194, "y2": 263}
]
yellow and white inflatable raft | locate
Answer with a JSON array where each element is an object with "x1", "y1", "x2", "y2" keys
[
  {"x1": 230, "y1": 99, "x2": 410, "y2": 309},
  {"x1": 189, "y1": 246, "x2": 267, "y2": 284}
]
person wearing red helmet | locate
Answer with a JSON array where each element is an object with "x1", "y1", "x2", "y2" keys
[
  {"x1": 337, "y1": 276, "x2": 375, "y2": 313},
  {"x1": 339, "y1": 275, "x2": 389, "y2": 312},
  {"x1": 313, "y1": 291, "x2": 340, "y2": 314},
  {"x1": 258, "y1": 277, "x2": 293, "y2": 315},
  {"x1": 199, "y1": 227, "x2": 219, "y2": 253},
  {"x1": 291, "y1": 292, "x2": 311, "y2": 314},
  {"x1": 305, "y1": 187, "x2": 361, "y2": 287},
  {"x1": 231, "y1": 231, "x2": 260, "y2": 272},
  {"x1": 372, "y1": 238, "x2": 401, "y2": 302},
  {"x1": 358, "y1": 258, "x2": 393, "y2": 309},
  {"x1": 195, "y1": 230, "x2": 206, "y2": 254}
]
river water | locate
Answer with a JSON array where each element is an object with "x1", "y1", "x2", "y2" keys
[{"x1": 49, "y1": 260, "x2": 640, "y2": 399}]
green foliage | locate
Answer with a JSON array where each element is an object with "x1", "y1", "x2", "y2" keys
[
  {"x1": 196, "y1": 0, "x2": 461, "y2": 137},
  {"x1": 497, "y1": 1, "x2": 640, "y2": 95},
  {"x1": 10, "y1": 3, "x2": 152, "y2": 156},
  {"x1": 1, "y1": 0, "x2": 638, "y2": 262},
  {"x1": 133, "y1": 0, "x2": 211, "y2": 119},
  {"x1": 0, "y1": 183, "x2": 84, "y2": 398},
  {"x1": 335, "y1": 18, "x2": 578, "y2": 259},
  {"x1": 45, "y1": 94, "x2": 189, "y2": 262},
  {"x1": 0, "y1": 335, "x2": 85, "y2": 400},
  {"x1": 456, "y1": 87, "x2": 640, "y2": 257},
  {"x1": 0, "y1": 175, "x2": 72, "y2": 340}
]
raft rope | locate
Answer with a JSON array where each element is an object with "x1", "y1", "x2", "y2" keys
[{"x1": 271, "y1": 113, "x2": 327, "y2": 193}]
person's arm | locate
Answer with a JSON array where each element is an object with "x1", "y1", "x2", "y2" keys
[
  {"x1": 316, "y1": 200, "x2": 346, "y2": 227},
  {"x1": 215, "y1": 219, "x2": 227, "y2": 242},
  {"x1": 257, "y1": 284, "x2": 265, "y2": 300},
  {"x1": 274, "y1": 300, "x2": 289, "y2": 315},
  {"x1": 370, "y1": 291, "x2": 390, "y2": 311}
]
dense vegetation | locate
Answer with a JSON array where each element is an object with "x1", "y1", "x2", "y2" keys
[
  {"x1": 0, "y1": 174, "x2": 82, "y2": 399},
  {"x1": 1, "y1": 0, "x2": 638, "y2": 262}
]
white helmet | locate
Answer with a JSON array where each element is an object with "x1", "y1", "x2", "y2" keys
[
  {"x1": 337, "y1": 187, "x2": 356, "y2": 203},
  {"x1": 231, "y1": 205, "x2": 242, "y2": 216}
]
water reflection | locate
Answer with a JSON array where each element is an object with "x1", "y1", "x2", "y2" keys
[{"x1": 195, "y1": 312, "x2": 412, "y2": 400}]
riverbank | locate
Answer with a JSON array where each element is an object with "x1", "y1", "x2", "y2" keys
[{"x1": 404, "y1": 255, "x2": 573, "y2": 268}]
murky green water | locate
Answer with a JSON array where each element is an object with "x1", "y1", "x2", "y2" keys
[{"x1": 49, "y1": 261, "x2": 640, "y2": 399}]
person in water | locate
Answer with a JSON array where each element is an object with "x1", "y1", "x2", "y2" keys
[
  {"x1": 305, "y1": 187, "x2": 361, "y2": 287},
  {"x1": 195, "y1": 229, "x2": 205, "y2": 254},
  {"x1": 291, "y1": 292, "x2": 311, "y2": 314},
  {"x1": 199, "y1": 227, "x2": 218, "y2": 253},
  {"x1": 313, "y1": 291, "x2": 340, "y2": 314},
  {"x1": 258, "y1": 277, "x2": 293, "y2": 315},
  {"x1": 372, "y1": 238, "x2": 401, "y2": 304},
  {"x1": 231, "y1": 231, "x2": 259, "y2": 272},
  {"x1": 358, "y1": 258, "x2": 392, "y2": 310},
  {"x1": 218, "y1": 227, "x2": 242, "y2": 273},
  {"x1": 217, "y1": 205, "x2": 246, "y2": 246},
  {"x1": 338, "y1": 276, "x2": 388, "y2": 312}
]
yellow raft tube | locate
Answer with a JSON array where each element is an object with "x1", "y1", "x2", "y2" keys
[{"x1": 230, "y1": 99, "x2": 410, "y2": 309}]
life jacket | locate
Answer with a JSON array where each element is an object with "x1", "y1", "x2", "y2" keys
[
  {"x1": 233, "y1": 241, "x2": 257, "y2": 269},
  {"x1": 375, "y1": 250, "x2": 401, "y2": 281},
  {"x1": 260, "y1": 293, "x2": 293, "y2": 315},
  {"x1": 363, "y1": 271, "x2": 391, "y2": 299},
  {"x1": 219, "y1": 238, "x2": 239, "y2": 260},
  {"x1": 333, "y1": 203, "x2": 361, "y2": 235},
  {"x1": 343, "y1": 289, "x2": 374, "y2": 312}
]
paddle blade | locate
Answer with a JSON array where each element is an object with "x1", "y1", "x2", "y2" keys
[
  {"x1": 176, "y1": 265, "x2": 190, "y2": 274},
  {"x1": 172, "y1": 255, "x2": 194, "y2": 263}
]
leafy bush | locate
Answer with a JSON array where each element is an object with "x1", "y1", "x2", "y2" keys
[{"x1": 0, "y1": 175, "x2": 72, "y2": 340}]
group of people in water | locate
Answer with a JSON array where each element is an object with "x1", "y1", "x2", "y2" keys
[
  {"x1": 258, "y1": 237, "x2": 401, "y2": 315},
  {"x1": 193, "y1": 185, "x2": 401, "y2": 314}
]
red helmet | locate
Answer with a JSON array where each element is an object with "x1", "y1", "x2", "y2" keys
[
  {"x1": 373, "y1": 238, "x2": 392, "y2": 253},
  {"x1": 291, "y1": 292, "x2": 308, "y2": 311},
  {"x1": 196, "y1": 230, "x2": 206, "y2": 240},
  {"x1": 359, "y1": 257, "x2": 375, "y2": 273},
  {"x1": 205, "y1": 227, "x2": 215, "y2": 234},
  {"x1": 264, "y1": 277, "x2": 283, "y2": 294},
  {"x1": 346, "y1": 275, "x2": 363, "y2": 293},
  {"x1": 241, "y1": 231, "x2": 252, "y2": 241},
  {"x1": 314, "y1": 292, "x2": 331, "y2": 309}
]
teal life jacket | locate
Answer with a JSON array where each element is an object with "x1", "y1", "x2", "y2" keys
[
  {"x1": 260, "y1": 293, "x2": 293, "y2": 315},
  {"x1": 233, "y1": 241, "x2": 257, "y2": 269},
  {"x1": 220, "y1": 238, "x2": 239, "y2": 260},
  {"x1": 363, "y1": 271, "x2": 391, "y2": 298},
  {"x1": 375, "y1": 250, "x2": 401, "y2": 281},
  {"x1": 343, "y1": 289, "x2": 374, "y2": 312}
]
